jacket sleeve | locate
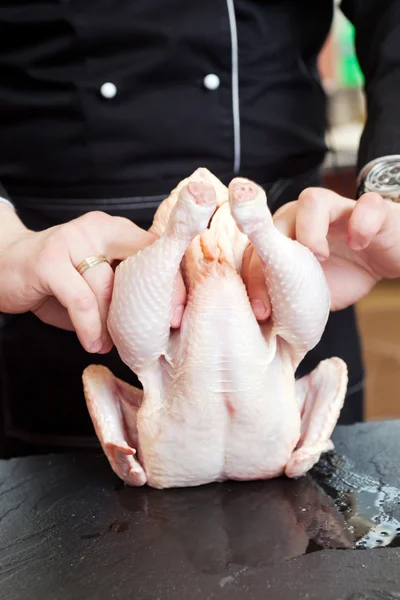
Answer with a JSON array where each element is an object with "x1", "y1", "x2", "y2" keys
[
  {"x1": 0, "y1": 181, "x2": 14, "y2": 210},
  {"x1": 340, "y1": 0, "x2": 400, "y2": 173}
]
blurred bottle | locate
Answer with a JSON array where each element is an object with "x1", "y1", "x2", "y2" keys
[
  {"x1": 319, "y1": 9, "x2": 365, "y2": 133},
  {"x1": 335, "y1": 11, "x2": 364, "y2": 90}
]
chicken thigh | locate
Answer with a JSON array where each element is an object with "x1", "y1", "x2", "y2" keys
[{"x1": 83, "y1": 168, "x2": 348, "y2": 489}]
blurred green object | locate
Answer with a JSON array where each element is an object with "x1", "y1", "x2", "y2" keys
[{"x1": 336, "y1": 13, "x2": 364, "y2": 88}]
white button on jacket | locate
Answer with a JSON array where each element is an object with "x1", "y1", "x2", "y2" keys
[
  {"x1": 100, "y1": 82, "x2": 117, "y2": 98},
  {"x1": 203, "y1": 74, "x2": 220, "y2": 91}
]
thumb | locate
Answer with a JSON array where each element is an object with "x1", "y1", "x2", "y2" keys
[
  {"x1": 242, "y1": 246, "x2": 271, "y2": 321},
  {"x1": 105, "y1": 216, "x2": 158, "y2": 258}
]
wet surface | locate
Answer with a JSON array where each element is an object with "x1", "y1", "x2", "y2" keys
[
  {"x1": 1, "y1": 421, "x2": 400, "y2": 599},
  {"x1": 311, "y1": 452, "x2": 400, "y2": 549}
]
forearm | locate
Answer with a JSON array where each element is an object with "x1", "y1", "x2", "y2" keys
[
  {"x1": 0, "y1": 203, "x2": 28, "y2": 255},
  {"x1": 0, "y1": 176, "x2": 29, "y2": 253}
]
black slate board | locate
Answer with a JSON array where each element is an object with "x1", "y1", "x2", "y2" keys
[{"x1": 1, "y1": 421, "x2": 400, "y2": 600}]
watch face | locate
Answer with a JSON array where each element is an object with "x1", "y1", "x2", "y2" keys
[{"x1": 365, "y1": 159, "x2": 400, "y2": 200}]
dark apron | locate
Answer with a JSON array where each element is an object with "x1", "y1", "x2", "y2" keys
[{"x1": 0, "y1": 168, "x2": 364, "y2": 458}]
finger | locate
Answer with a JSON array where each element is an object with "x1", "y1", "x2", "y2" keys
[
  {"x1": 100, "y1": 215, "x2": 158, "y2": 259},
  {"x1": 347, "y1": 192, "x2": 387, "y2": 251},
  {"x1": 170, "y1": 270, "x2": 187, "y2": 328},
  {"x1": 33, "y1": 296, "x2": 75, "y2": 331},
  {"x1": 67, "y1": 229, "x2": 116, "y2": 353},
  {"x1": 47, "y1": 265, "x2": 104, "y2": 353},
  {"x1": 74, "y1": 215, "x2": 154, "y2": 347},
  {"x1": 242, "y1": 246, "x2": 271, "y2": 321},
  {"x1": 295, "y1": 188, "x2": 357, "y2": 260},
  {"x1": 76, "y1": 260, "x2": 115, "y2": 353}
]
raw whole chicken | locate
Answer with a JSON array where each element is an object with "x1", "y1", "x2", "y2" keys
[{"x1": 82, "y1": 168, "x2": 348, "y2": 489}]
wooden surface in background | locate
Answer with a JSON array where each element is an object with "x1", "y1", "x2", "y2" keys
[{"x1": 357, "y1": 281, "x2": 400, "y2": 421}]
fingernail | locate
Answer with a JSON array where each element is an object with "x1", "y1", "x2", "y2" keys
[
  {"x1": 250, "y1": 298, "x2": 267, "y2": 317},
  {"x1": 98, "y1": 341, "x2": 113, "y2": 354},
  {"x1": 172, "y1": 304, "x2": 185, "y2": 325},
  {"x1": 89, "y1": 339, "x2": 103, "y2": 353},
  {"x1": 348, "y1": 236, "x2": 364, "y2": 251},
  {"x1": 315, "y1": 254, "x2": 328, "y2": 262}
]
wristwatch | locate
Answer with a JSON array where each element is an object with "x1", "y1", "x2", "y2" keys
[{"x1": 356, "y1": 155, "x2": 400, "y2": 202}]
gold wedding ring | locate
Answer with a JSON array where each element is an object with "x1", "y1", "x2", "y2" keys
[{"x1": 76, "y1": 254, "x2": 109, "y2": 276}]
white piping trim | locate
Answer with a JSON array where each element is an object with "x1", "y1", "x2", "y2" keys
[
  {"x1": 0, "y1": 197, "x2": 15, "y2": 211},
  {"x1": 226, "y1": 0, "x2": 241, "y2": 175}
]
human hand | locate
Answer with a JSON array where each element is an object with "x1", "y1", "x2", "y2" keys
[
  {"x1": 0, "y1": 209, "x2": 186, "y2": 354},
  {"x1": 272, "y1": 188, "x2": 400, "y2": 310}
]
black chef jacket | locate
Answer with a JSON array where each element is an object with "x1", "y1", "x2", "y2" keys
[{"x1": 1, "y1": 0, "x2": 399, "y2": 456}]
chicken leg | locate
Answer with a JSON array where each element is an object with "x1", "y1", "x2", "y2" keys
[
  {"x1": 108, "y1": 177, "x2": 217, "y2": 373},
  {"x1": 228, "y1": 178, "x2": 331, "y2": 367}
]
